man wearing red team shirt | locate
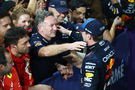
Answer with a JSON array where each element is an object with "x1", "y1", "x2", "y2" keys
[
  {"x1": 4, "y1": 27, "x2": 34, "y2": 90},
  {"x1": 0, "y1": 47, "x2": 53, "y2": 90},
  {"x1": 0, "y1": 47, "x2": 22, "y2": 90}
]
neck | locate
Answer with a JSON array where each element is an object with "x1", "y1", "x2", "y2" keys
[
  {"x1": 10, "y1": 47, "x2": 22, "y2": 57},
  {"x1": 88, "y1": 41, "x2": 97, "y2": 46}
]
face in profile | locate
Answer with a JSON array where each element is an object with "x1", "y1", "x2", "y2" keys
[
  {"x1": 2, "y1": 52, "x2": 13, "y2": 75},
  {"x1": 72, "y1": 7, "x2": 86, "y2": 23},
  {"x1": 0, "y1": 16, "x2": 12, "y2": 37}
]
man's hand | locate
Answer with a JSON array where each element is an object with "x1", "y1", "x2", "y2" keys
[
  {"x1": 68, "y1": 41, "x2": 86, "y2": 51},
  {"x1": 57, "y1": 25, "x2": 72, "y2": 36},
  {"x1": 112, "y1": 16, "x2": 123, "y2": 27},
  {"x1": 56, "y1": 64, "x2": 73, "y2": 80},
  {"x1": 111, "y1": 0, "x2": 119, "y2": 4}
]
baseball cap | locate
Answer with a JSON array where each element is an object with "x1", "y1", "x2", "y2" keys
[
  {"x1": 48, "y1": 0, "x2": 69, "y2": 13},
  {"x1": 0, "y1": 1, "x2": 15, "y2": 12},
  {"x1": 81, "y1": 18, "x2": 106, "y2": 37},
  {"x1": 75, "y1": 24, "x2": 84, "y2": 31}
]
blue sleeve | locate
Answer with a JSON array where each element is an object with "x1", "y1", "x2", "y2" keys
[
  {"x1": 81, "y1": 60, "x2": 99, "y2": 90},
  {"x1": 29, "y1": 36, "x2": 47, "y2": 55}
]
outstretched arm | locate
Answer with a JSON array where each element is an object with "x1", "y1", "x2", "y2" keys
[
  {"x1": 38, "y1": 41, "x2": 86, "y2": 57},
  {"x1": 27, "y1": 0, "x2": 37, "y2": 15},
  {"x1": 109, "y1": 16, "x2": 123, "y2": 41},
  {"x1": 103, "y1": 16, "x2": 123, "y2": 42}
]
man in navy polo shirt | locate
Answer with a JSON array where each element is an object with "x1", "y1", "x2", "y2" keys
[{"x1": 29, "y1": 10, "x2": 86, "y2": 84}]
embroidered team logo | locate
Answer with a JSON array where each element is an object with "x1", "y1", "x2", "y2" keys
[
  {"x1": 85, "y1": 73, "x2": 94, "y2": 78},
  {"x1": 106, "y1": 58, "x2": 115, "y2": 70},
  {"x1": 34, "y1": 41, "x2": 42, "y2": 47},
  {"x1": 105, "y1": 58, "x2": 115, "y2": 81},
  {"x1": 104, "y1": 58, "x2": 115, "y2": 89},
  {"x1": 7, "y1": 73, "x2": 12, "y2": 78},
  {"x1": 76, "y1": 31, "x2": 80, "y2": 34}
]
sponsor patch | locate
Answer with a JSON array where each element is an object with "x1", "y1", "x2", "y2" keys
[
  {"x1": 84, "y1": 83, "x2": 91, "y2": 87},
  {"x1": 85, "y1": 73, "x2": 94, "y2": 78},
  {"x1": 107, "y1": 58, "x2": 115, "y2": 70},
  {"x1": 34, "y1": 41, "x2": 42, "y2": 47},
  {"x1": 76, "y1": 31, "x2": 80, "y2": 34},
  {"x1": 7, "y1": 73, "x2": 12, "y2": 78}
]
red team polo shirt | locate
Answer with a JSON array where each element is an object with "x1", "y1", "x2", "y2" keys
[
  {"x1": 0, "y1": 67, "x2": 22, "y2": 90},
  {"x1": 7, "y1": 47, "x2": 34, "y2": 90}
]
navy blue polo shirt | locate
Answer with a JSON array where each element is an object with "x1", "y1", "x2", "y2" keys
[
  {"x1": 29, "y1": 33, "x2": 67, "y2": 84},
  {"x1": 40, "y1": 66, "x2": 81, "y2": 90}
]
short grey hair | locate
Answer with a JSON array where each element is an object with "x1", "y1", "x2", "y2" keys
[{"x1": 35, "y1": 10, "x2": 54, "y2": 25}]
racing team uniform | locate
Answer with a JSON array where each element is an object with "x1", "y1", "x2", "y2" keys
[
  {"x1": 101, "y1": 0, "x2": 135, "y2": 36},
  {"x1": 81, "y1": 40, "x2": 116, "y2": 90},
  {"x1": 7, "y1": 47, "x2": 34, "y2": 90},
  {"x1": 30, "y1": 22, "x2": 83, "y2": 84},
  {"x1": 102, "y1": 0, "x2": 135, "y2": 19},
  {"x1": 0, "y1": 67, "x2": 22, "y2": 90}
]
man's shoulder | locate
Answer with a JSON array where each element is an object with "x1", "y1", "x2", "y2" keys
[
  {"x1": 30, "y1": 33, "x2": 39, "y2": 39},
  {"x1": 61, "y1": 21, "x2": 75, "y2": 30},
  {"x1": 30, "y1": 33, "x2": 44, "y2": 46}
]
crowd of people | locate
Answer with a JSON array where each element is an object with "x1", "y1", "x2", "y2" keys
[{"x1": 0, "y1": 0, "x2": 135, "y2": 90}]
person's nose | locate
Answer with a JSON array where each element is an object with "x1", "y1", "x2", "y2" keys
[
  {"x1": 7, "y1": 25, "x2": 11, "y2": 30},
  {"x1": 27, "y1": 42, "x2": 31, "y2": 47},
  {"x1": 25, "y1": 22, "x2": 30, "y2": 27}
]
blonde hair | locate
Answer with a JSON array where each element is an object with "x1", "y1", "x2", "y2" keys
[{"x1": 11, "y1": 7, "x2": 31, "y2": 21}]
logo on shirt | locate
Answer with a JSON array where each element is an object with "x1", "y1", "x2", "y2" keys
[
  {"x1": 7, "y1": 73, "x2": 12, "y2": 78},
  {"x1": 34, "y1": 41, "x2": 42, "y2": 47},
  {"x1": 105, "y1": 58, "x2": 115, "y2": 81},
  {"x1": 85, "y1": 73, "x2": 94, "y2": 78},
  {"x1": 107, "y1": 58, "x2": 115, "y2": 70}
]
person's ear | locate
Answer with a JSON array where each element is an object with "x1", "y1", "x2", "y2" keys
[
  {"x1": 37, "y1": 23, "x2": 44, "y2": 32},
  {"x1": 13, "y1": 20, "x2": 17, "y2": 25},
  {"x1": 87, "y1": 34, "x2": 92, "y2": 40},
  {"x1": 48, "y1": 7, "x2": 52, "y2": 12}
]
